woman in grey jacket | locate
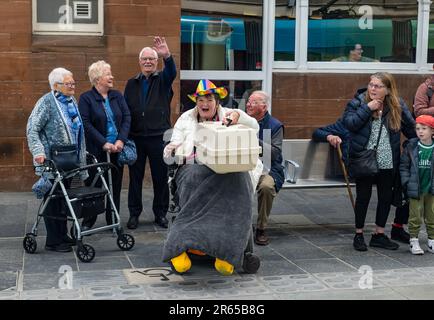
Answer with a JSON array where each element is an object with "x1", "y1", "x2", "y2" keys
[{"x1": 26, "y1": 67, "x2": 87, "y2": 253}]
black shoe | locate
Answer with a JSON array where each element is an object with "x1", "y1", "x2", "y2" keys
[
  {"x1": 391, "y1": 226, "x2": 410, "y2": 244},
  {"x1": 254, "y1": 228, "x2": 269, "y2": 246},
  {"x1": 154, "y1": 216, "x2": 168, "y2": 228},
  {"x1": 369, "y1": 233, "x2": 399, "y2": 250},
  {"x1": 62, "y1": 235, "x2": 76, "y2": 246},
  {"x1": 353, "y1": 233, "x2": 368, "y2": 251},
  {"x1": 127, "y1": 216, "x2": 139, "y2": 229},
  {"x1": 45, "y1": 243, "x2": 73, "y2": 252}
]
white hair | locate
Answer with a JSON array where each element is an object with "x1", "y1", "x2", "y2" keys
[
  {"x1": 138, "y1": 47, "x2": 158, "y2": 59},
  {"x1": 48, "y1": 67, "x2": 73, "y2": 90},
  {"x1": 88, "y1": 60, "x2": 111, "y2": 86},
  {"x1": 251, "y1": 90, "x2": 270, "y2": 108}
]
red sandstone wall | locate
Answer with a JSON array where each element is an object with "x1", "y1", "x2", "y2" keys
[{"x1": 0, "y1": 0, "x2": 181, "y2": 191}]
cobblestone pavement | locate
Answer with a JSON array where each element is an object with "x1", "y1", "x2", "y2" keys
[{"x1": 1, "y1": 188, "x2": 434, "y2": 300}]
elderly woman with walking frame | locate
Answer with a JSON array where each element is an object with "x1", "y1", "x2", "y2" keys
[
  {"x1": 26, "y1": 67, "x2": 87, "y2": 253},
  {"x1": 343, "y1": 72, "x2": 416, "y2": 252}
]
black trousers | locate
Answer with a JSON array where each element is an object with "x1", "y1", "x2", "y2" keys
[
  {"x1": 43, "y1": 179, "x2": 71, "y2": 246},
  {"x1": 82, "y1": 152, "x2": 124, "y2": 227},
  {"x1": 394, "y1": 202, "x2": 409, "y2": 225},
  {"x1": 355, "y1": 169, "x2": 394, "y2": 229},
  {"x1": 128, "y1": 135, "x2": 169, "y2": 218}
]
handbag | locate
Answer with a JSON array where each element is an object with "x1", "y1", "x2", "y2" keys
[
  {"x1": 348, "y1": 117, "x2": 384, "y2": 179},
  {"x1": 31, "y1": 176, "x2": 53, "y2": 199},
  {"x1": 50, "y1": 144, "x2": 80, "y2": 171},
  {"x1": 118, "y1": 138, "x2": 137, "y2": 166}
]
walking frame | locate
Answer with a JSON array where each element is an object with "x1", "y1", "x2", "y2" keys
[{"x1": 23, "y1": 152, "x2": 135, "y2": 262}]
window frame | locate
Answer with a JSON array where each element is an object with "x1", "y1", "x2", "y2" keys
[{"x1": 32, "y1": 0, "x2": 104, "y2": 36}]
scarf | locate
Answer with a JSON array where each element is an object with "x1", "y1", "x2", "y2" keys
[{"x1": 54, "y1": 91, "x2": 83, "y2": 153}]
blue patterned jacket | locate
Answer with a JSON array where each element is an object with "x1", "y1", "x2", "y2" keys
[{"x1": 26, "y1": 91, "x2": 87, "y2": 177}]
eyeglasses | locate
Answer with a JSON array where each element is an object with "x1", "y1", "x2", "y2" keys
[
  {"x1": 140, "y1": 57, "x2": 157, "y2": 62},
  {"x1": 58, "y1": 82, "x2": 76, "y2": 88},
  {"x1": 247, "y1": 100, "x2": 265, "y2": 106},
  {"x1": 368, "y1": 83, "x2": 385, "y2": 90}
]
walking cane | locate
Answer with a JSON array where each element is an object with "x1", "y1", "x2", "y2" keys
[
  {"x1": 106, "y1": 152, "x2": 116, "y2": 235},
  {"x1": 337, "y1": 144, "x2": 356, "y2": 211}
]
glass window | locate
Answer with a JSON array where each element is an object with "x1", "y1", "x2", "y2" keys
[
  {"x1": 428, "y1": 3, "x2": 434, "y2": 63},
  {"x1": 181, "y1": 0, "x2": 263, "y2": 71},
  {"x1": 274, "y1": 0, "x2": 296, "y2": 61},
  {"x1": 33, "y1": 0, "x2": 103, "y2": 35},
  {"x1": 180, "y1": 80, "x2": 262, "y2": 113},
  {"x1": 308, "y1": 1, "x2": 417, "y2": 63}
]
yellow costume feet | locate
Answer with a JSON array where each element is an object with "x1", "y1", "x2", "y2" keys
[
  {"x1": 214, "y1": 258, "x2": 234, "y2": 276},
  {"x1": 187, "y1": 249, "x2": 206, "y2": 256},
  {"x1": 170, "y1": 252, "x2": 192, "y2": 274}
]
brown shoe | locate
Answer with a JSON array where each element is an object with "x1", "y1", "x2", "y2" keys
[{"x1": 255, "y1": 228, "x2": 269, "y2": 246}]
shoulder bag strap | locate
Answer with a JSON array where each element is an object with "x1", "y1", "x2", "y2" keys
[{"x1": 101, "y1": 101, "x2": 119, "y2": 137}]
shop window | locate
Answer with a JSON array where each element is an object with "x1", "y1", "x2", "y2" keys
[
  {"x1": 307, "y1": 1, "x2": 417, "y2": 63},
  {"x1": 181, "y1": 0, "x2": 263, "y2": 71},
  {"x1": 427, "y1": 3, "x2": 434, "y2": 63},
  {"x1": 274, "y1": 0, "x2": 296, "y2": 61}
]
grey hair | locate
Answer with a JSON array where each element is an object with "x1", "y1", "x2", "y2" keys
[
  {"x1": 251, "y1": 90, "x2": 270, "y2": 108},
  {"x1": 138, "y1": 47, "x2": 158, "y2": 59},
  {"x1": 48, "y1": 67, "x2": 73, "y2": 90},
  {"x1": 88, "y1": 60, "x2": 111, "y2": 86}
]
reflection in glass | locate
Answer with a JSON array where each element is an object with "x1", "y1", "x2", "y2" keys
[
  {"x1": 181, "y1": 0, "x2": 263, "y2": 71},
  {"x1": 308, "y1": 1, "x2": 417, "y2": 63},
  {"x1": 180, "y1": 80, "x2": 262, "y2": 113},
  {"x1": 428, "y1": 4, "x2": 434, "y2": 63},
  {"x1": 274, "y1": 1, "x2": 296, "y2": 61}
]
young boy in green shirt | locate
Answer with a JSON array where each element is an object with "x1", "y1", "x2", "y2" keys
[{"x1": 400, "y1": 115, "x2": 434, "y2": 254}]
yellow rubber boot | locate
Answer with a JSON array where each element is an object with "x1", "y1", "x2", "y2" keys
[
  {"x1": 170, "y1": 252, "x2": 192, "y2": 274},
  {"x1": 214, "y1": 258, "x2": 234, "y2": 276}
]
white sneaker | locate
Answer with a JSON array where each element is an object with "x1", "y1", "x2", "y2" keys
[
  {"x1": 410, "y1": 238, "x2": 424, "y2": 255},
  {"x1": 428, "y1": 239, "x2": 434, "y2": 254}
]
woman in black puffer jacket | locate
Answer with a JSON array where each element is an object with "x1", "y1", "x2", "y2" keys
[{"x1": 343, "y1": 72, "x2": 416, "y2": 252}]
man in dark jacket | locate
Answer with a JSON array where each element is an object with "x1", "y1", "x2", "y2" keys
[
  {"x1": 312, "y1": 100, "x2": 412, "y2": 244},
  {"x1": 246, "y1": 91, "x2": 284, "y2": 245},
  {"x1": 312, "y1": 117, "x2": 350, "y2": 164},
  {"x1": 124, "y1": 36, "x2": 176, "y2": 229}
]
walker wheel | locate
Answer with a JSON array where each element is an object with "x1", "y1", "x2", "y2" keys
[
  {"x1": 76, "y1": 244, "x2": 95, "y2": 262},
  {"x1": 23, "y1": 233, "x2": 37, "y2": 254},
  {"x1": 117, "y1": 233, "x2": 135, "y2": 251},
  {"x1": 242, "y1": 253, "x2": 260, "y2": 274}
]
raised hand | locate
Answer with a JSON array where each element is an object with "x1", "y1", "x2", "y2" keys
[{"x1": 153, "y1": 36, "x2": 171, "y2": 59}]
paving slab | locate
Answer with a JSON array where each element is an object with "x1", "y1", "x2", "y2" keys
[{"x1": 0, "y1": 272, "x2": 17, "y2": 291}]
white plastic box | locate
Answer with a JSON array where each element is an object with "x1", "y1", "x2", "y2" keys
[{"x1": 193, "y1": 122, "x2": 261, "y2": 174}]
